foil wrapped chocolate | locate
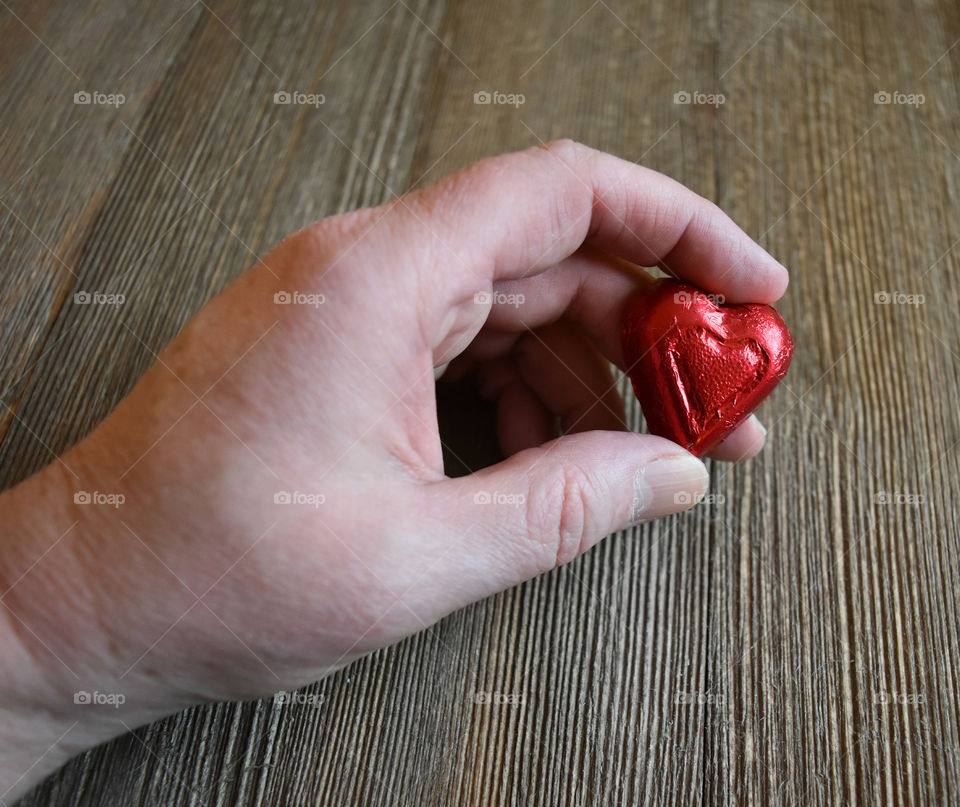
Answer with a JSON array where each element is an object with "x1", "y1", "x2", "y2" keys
[{"x1": 620, "y1": 279, "x2": 794, "y2": 457}]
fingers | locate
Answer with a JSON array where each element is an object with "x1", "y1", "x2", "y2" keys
[
  {"x1": 468, "y1": 302, "x2": 770, "y2": 461},
  {"x1": 458, "y1": 247, "x2": 650, "y2": 371},
  {"x1": 704, "y1": 415, "x2": 767, "y2": 462},
  {"x1": 473, "y1": 319, "x2": 627, "y2": 456},
  {"x1": 371, "y1": 140, "x2": 787, "y2": 328},
  {"x1": 423, "y1": 432, "x2": 709, "y2": 591},
  {"x1": 457, "y1": 248, "x2": 773, "y2": 463},
  {"x1": 509, "y1": 321, "x2": 626, "y2": 434},
  {"x1": 494, "y1": 380, "x2": 555, "y2": 455}
]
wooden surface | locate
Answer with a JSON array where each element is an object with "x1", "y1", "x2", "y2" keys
[{"x1": 2, "y1": 0, "x2": 960, "y2": 803}]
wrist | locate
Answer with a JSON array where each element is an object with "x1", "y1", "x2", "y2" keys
[{"x1": 0, "y1": 458, "x2": 183, "y2": 801}]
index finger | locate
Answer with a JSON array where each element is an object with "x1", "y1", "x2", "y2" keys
[{"x1": 392, "y1": 139, "x2": 788, "y2": 306}]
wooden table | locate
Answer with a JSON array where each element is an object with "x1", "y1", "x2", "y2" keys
[{"x1": 3, "y1": 0, "x2": 959, "y2": 804}]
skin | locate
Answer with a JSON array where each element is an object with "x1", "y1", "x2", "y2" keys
[{"x1": 0, "y1": 140, "x2": 787, "y2": 802}]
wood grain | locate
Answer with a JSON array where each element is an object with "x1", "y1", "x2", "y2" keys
[{"x1": 2, "y1": 0, "x2": 959, "y2": 804}]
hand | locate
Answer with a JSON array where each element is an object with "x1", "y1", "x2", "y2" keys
[{"x1": 0, "y1": 140, "x2": 787, "y2": 800}]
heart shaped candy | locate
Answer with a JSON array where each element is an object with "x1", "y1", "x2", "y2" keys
[{"x1": 620, "y1": 279, "x2": 793, "y2": 457}]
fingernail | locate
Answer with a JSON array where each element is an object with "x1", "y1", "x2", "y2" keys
[{"x1": 630, "y1": 454, "x2": 709, "y2": 524}]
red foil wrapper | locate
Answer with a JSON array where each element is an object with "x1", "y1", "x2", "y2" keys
[{"x1": 620, "y1": 279, "x2": 793, "y2": 457}]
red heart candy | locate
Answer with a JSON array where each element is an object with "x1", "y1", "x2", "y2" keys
[{"x1": 620, "y1": 279, "x2": 793, "y2": 457}]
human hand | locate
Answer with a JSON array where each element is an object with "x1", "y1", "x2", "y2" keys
[{"x1": 0, "y1": 140, "x2": 787, "y2": 800}]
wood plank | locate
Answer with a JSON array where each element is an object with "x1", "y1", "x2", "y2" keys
[{"x1": 1, "y1": 0, "x2": 958, "y2": 804}]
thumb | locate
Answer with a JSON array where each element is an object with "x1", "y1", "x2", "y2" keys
[{"x1": 425, "y1": 431, "x2": 709, "y2": 593}]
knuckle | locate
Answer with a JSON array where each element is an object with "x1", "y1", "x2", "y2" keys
[
  {"x1": 411, "y1": 156, "x2": 503, "y2": 219},
  {"x1": 511, "y1": 331, "x2": 542, "y2": 370},
  {"x1": 536, "y1": 140, "x2": 594, "y2": 242},
  {"x1": 399, "y1": 161, "x2": 505, "y2": 278},
  {"x1": 540, "y1": 138, "x2": 584, "y2": 162},
  {"x1": 302, "y1": 208, "x2": 378, "y2": 255},
  {"x1": 270, "y1": 208, "x2": 377, "y2": 277},
  {"x1": 525, "y1": 462, "x2": 598, "y2": 569}
]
